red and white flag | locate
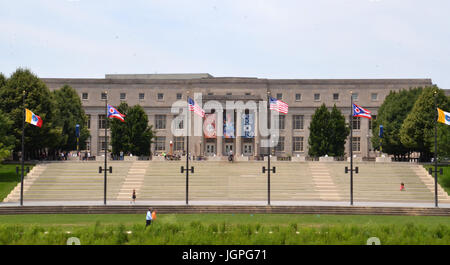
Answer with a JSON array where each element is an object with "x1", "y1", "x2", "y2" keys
[
  {"x1": 188, "y1": 97, "x2": 205, "y2": 117},
  {"x1": 269, "y1": 97, "x2": 288, "y2": 114}
]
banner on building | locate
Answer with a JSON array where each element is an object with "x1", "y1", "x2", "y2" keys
[
  {"x1": 223, "y1": 111, "x2": 235, "y2": 138},
  {"x1": 203, "y1": 113, "x2": 216, "y2": 138},
  {"x1": 242, "y1": 113, "x2": 255, "y2": 138}
]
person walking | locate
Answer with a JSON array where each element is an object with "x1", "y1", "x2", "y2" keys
[
  {"x1": 131, "y1": 189, "x2": 136, "y2": 204},
  {"x1": 151, "y1": 209, "x2": 157, "y2": 222},
  {"x1": 146, "y1": 208, "x2": 153, "y2": 227}
]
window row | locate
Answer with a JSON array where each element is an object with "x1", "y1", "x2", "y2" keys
[{"x1": 82, "y1": 92, "x2": 379, "y2": 102}]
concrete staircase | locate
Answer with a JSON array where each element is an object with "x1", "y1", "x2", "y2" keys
[
  {"x1": 3, "y1": 161, "x2": 449, "y2": 204},
  {"x1": 309, "y1": 163, "x2": 341, "y2": 201},
  {"x1": 4, "y1": 164, "x2": 48, "y2": 202},
  {"x1": 116, "y1": 161, "x2": 148, "y2": 201}
]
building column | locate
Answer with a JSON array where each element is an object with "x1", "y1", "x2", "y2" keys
[
  {"x1": 285, "y1": 114, "x2": 293, "y2": 156},
  {"x1": 90, "y1": 114, "x2": 99, "y2": 157},
  {"x1": 216, "y1": 110, "x2": 223, "y2": 156},
  {"x1": 254, "y1": 109, "x2": 259, "y2": 157},
  {"x1": 236, "y1": 109, "x2": 242, "y2": 156}
]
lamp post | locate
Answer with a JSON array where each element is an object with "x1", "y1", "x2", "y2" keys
[
  {"x1": 345, "y1": 91, "x2": 359, "y2": 206},
  {"x1": 98, "y1": 90, "x2": 111, "y2": 205},
  {"x1": 181, "y1": 91, "x2": 194, "y2": 205},
  {"x1": 428, "y1": 90, "x2": 443, "y2": 207},
  {"x1": 262, "y1": 91, "x2": 276, "y2": 206},
  {"x1": 20, "y1": 90, "x2": 25, "y2": 206}
]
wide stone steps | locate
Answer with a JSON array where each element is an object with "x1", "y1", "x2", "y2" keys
[{"x1": 0, "y1": 205, "x2": 449, "y2": 216}]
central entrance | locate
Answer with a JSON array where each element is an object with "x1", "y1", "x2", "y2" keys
[
  {"x1": 225, "y1": 143, "x2": 233, "y2": 155},
  {"x1": 205, "y1": 143, "x2": 215, "y2": 156}
]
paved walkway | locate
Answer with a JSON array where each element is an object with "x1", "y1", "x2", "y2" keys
[{"x1": 1, "y1": 200, "x2": 449, "y2": 208}]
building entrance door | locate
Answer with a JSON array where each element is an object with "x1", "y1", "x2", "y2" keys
[
  {"x1": 205, "y1": 144, "x2": 215, "y2": 156},
  {"x1": 225, "y1": 143, "x2": 233, "y2": 155},
  {"x1": 243, "y1": 143, "x2": 253, "y2": 156}
]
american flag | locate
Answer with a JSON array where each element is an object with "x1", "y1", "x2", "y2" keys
[
  {"x1": 269, "y1": 97, "x2": 288, "y2": 114},
  {"x1": 188, "y1": 97, "x2": 205, "y2": 117}
]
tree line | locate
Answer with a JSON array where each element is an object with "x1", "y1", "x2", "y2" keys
[
  {"x1": 0, "y1": 68, "x2": 89, "y2": 161},
  {"x1": 371, "y1": 86, "x2": 450, "y2": 162}
]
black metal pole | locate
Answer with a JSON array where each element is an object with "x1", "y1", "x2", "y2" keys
[
  {"x1": 267, "y1": 91, "x2": 271, "y2": 206},
  {"x1": 434, "y1": 91, "x2": 438, "y2": 207},
  {"x1": 104, "y1": 91, "x2": 108, "y2": 205},
  {"x1": 20, "y1": 91, "x2": 25, "y2": 206},
  {"x1": 186, "y1": 96, "x2": 190, "y2": 205},
  {"x1": 350, "y1": 91, "x2": 354, "y2": 206}
]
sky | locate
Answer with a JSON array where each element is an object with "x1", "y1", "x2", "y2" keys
[{"x1": 1, "y1": 0, "x2": 449, "y2": 88}]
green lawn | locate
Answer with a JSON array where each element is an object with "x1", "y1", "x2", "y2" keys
[
  {"x1": 424, "y1": 165, "x2": 450, "y2": 194},
  {"x1": 0, "y1": 164, "x2": 34, "y2": 201},
  {"x1": 0, "y1": 214, "x2": 448, "y2": 245},
  {"x1": 0, "y1": 213, "x2": 448, "y2": 228}
]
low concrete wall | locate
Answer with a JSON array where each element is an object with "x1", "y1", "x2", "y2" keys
[
  {"x1": 376, "y1": 156, "x2": 392, "y2": 163},
  {"x1": 347, "y1": 157, "x2": 363, "y2": 162},
  {"x1": 291, "y1": 156, "x2": 306, "y2": 162},
  {"x1": 319, "y1": 156, "x2": 334, "y2": 162}
]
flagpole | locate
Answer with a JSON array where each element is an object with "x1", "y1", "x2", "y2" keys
[
  {"x1": 186, "y1": 92, "x2": 190, "y2": 205},
  {"x1": 350, "y1": 91, "x2": 354, "y2": 206},
  {"x1": 434, "y1": 90, "x2": 438, "y2": 207},
  {"x1": 267, "y1": 91, "x2": 271, "y2": 206},
  {"x1": 104, "y1": 90, "x2": 108, "y2": 205},
  {"x1": 20, "y1": 90, "x2": 25, "y2": 206}
]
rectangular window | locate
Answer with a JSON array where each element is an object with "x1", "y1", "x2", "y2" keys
[
  {"x1": 314, "y1": 93, "x2": 320, "y2": 101},
  {"x1": 333, "y1": 93, "x2": 339, "y2": 101},
  {"x1": 174, "y1": 137, "x2": 184, "y2": 151},
  {"x1": 245, "y1": 92, "x2": 251, "y2": 96},
  {"x1": 226, "y1": 92, "x2": 232, "y2": 96},
  {"x1": 352, "y1": 137, "x2": 361, "y2": 152},
  {"x1": 99, "y1": 136, "x2": 110, "y2": 151},
  {"x1": 101, "y1": 92, "x2": 107, "y2": 100},
  {"x1": 371, "y1": 93, "x2": 378, "y2": 101},
  {"x1": 176, "y1": 93, "x2": 182, "y2": 100},
  {"x1": 276, "y1": 93, "x2": 282, "y2": 100},
  {"x1": 275, "y1": 136, "x2": 285, "y2": 152},
  {"x1": 293, "y1": 115, "x2": 304, "y2": 130},
  {"x1": 278, "y1": 115, "x2": 285, "y2": 130},
  {"x1": 295, "y1": 93, "x2": 302, "y2": 101},
  {"x1": 352, "y1": 117, "x2": 361, "y2": 130},
  {"x1": 293, "y1": 136, "x2": 304, "y2": 152},
  {"x1": 155, "y1": 115, "x2": 166, "y2": 129},
  {"x1": 208, "y1": 92, "x2": 214, "y2": 96},
  {"x1": 139, "y1": 93, "x2": 145, "y2": 100},
  {"x1": 352, "y1": 93, "x2": 359, "y2": 101},
  {"x1": 82, "y1": 93, "x2": 88, "y2": 100},
  {"x1": 98, "y1": 115, "x2": 107, "y2": 129},
  {"x1": 157, "y1": 93, "x2": 164, "y2": 100},
  {"x1": 120, "y1": 93, "x2": 126, "y2": 100},
  {"x1": 155, "y1": 136, "x2": 166, "y2": 151}
]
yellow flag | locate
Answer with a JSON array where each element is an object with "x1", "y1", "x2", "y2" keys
[{"x1": 437, "y1": 108, "x2": 450, "y2": 125}]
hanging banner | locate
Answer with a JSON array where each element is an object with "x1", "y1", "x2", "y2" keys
[
  {"x1": 223, "y1": 111, "x2": 235, "y2": 138},
  {"x1": 242, "y1": 113, "x2": 255, "y2": 138},
  {"x1": 203, "y1": 113, "x2": 216, "y2": 138}
]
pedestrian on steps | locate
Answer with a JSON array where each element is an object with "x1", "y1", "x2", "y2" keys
[{"x1": 131, "y1": 189, "x2": 136, "y2": 204}]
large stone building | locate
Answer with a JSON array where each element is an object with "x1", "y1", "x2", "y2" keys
[{"x1": 42, "y1": 74, "x2": 434, "y2": 159}]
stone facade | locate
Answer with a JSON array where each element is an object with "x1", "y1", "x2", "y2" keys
[{"x1": 42, "y1": 74, "x2": 433, "y2": 159}]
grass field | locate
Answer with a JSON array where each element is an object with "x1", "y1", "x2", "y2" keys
[
  {"x1": 0, "y1": 164, "x2": 34, "y2": 201},
  {"x1": 424, "y1": 165, "x2": 450, "y2": 194},
  {"x1": 0, "y1": 214, "x2": 448, "y2": 245}
]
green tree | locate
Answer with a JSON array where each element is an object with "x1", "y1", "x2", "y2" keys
[
  {"x1": 0, "y1": 68, "x2": 63, "y2": 160},
  {"x1": 371, "y1": 88, "x2": 423, "y2": 159},
  {"x1": 0, "y1": 110, "x2": 15, "y2": 162},
  {"x1": 308, "y1": 104, "x2": 331, "y2": 157},
  {"x1": 328, "y1": 105, "x2": 350, "y2": 157},
  {"x1": 399, "y1": 86, "x2": 449, "y2": 162},
  {"x1": 52, "y1": 85, "x2": 90, "y2": 152},
  {"x1": 110, "y1": 103, "x2": 154, "y2": 157}
]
